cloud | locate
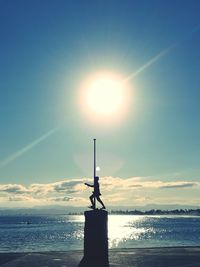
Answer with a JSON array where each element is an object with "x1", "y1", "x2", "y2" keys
[
  {"x1": 0, "y1": 184, "x2": 29, "y2": 194},
  {"x1": 50, "y1": 196, "x2": 73, "y2": 202},
  {"x1": 97, "y1": 177, "x2": 199, "y2": 191},
  {"x1": 53, "y1": 180, "x2": 83, "y2": 193},
  {"x1": 8, "y1": 195, "x2": 38, "y2": 202},
  {"x1": 159, "y1": 183, "x2": 197, "y2": 189},
  {"x1": 0, "y1": 176, "x2": 199, "y2": 207}
]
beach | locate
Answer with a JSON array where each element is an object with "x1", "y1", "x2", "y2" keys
[{"x1": 0, "y1": 247, "x2": 200, "y2": 267}]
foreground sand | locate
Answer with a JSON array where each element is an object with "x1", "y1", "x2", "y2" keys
[{"x1": 0, "y1": 247, "x2": 200, "y2": 267}]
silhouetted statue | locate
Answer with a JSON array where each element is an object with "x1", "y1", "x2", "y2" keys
[
  {"x1": 79, "y1": 140, "x2": 109, "y2": 267},
  {"x1": 85, "y1": 176, "x2": 106, "y2": 210}
]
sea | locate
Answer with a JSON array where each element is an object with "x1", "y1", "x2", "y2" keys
[{"x1": 0, "y1": 215, "x2": 200, "y2": 252}]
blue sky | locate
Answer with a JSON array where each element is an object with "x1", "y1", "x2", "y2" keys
[{"x1": 0, "y1": 0, "x2": 200, "y2": 207}]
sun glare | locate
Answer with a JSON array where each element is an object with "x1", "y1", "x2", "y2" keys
[
  {"x1": 86, "y1": 77, "x2": 124, "y2": 115},
  {"x1": 79, "y1": 72, "x2": 131, "y2": 124}
]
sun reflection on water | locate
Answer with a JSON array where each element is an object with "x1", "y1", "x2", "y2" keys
[
  {"x1": 65, "y1": 215, "x2": 156, "y2": 248},
  {"x1": 108, "y1": 215, "x2": 149, "y2": 248}
]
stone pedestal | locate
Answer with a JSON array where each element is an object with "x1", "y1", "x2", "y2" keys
[{"x1": 79, "y1": 209, "x2": 109, "y2": 267}]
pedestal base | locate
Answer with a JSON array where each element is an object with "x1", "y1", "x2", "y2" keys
[{"x1": 79, "y1": 209, "x2": 109, "y2": 267}]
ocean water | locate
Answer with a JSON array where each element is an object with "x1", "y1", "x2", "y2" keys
[{"x1": 0, "y1": 215, "x2": 200, "y2": 252}]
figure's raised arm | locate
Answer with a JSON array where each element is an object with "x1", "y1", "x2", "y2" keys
[{"x1": 84, "y1": 182, "x2": 94, "y2": 187}]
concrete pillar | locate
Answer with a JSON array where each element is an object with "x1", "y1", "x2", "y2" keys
[{"x1": 79, "y1": 209, "x2": 109, "y2": 267}]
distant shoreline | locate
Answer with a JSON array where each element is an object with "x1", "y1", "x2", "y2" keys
[
  {"x1": 0, "y1": 208, "x2": 200, "y2": 216},
  {"x1": 108, "y1": 208, "x2": 200, "y2": 216}
]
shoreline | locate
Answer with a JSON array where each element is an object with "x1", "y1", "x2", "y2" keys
[
  {"x1": 0, "y1": 246, "x2": 200, "y2": 267},
  {"x1": 1, "y1": 245, "x2": 200, "y2": 253}
]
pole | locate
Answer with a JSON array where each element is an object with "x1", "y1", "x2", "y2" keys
[{"x1": 93, "y1": 138, "x2": 96, "y2": 209}]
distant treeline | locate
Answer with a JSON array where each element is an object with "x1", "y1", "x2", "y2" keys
[{"x1": 109, "y1": 209, "x2": 200, "y2": 216}]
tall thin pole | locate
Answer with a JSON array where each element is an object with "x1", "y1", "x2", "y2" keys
[{"x1": 93, "y1": 138, "x2": 96, "y2": 209}]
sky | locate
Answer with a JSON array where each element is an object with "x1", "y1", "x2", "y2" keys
[{"x1": 0, "y1": 0, "x2": 200, "y2": 208}]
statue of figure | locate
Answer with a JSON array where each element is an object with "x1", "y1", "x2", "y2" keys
[{"x1": 85, "y1": 176, "x2": 106, "y2": 210}]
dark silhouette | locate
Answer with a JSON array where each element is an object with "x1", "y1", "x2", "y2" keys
[
  {"x1": 78, "y1": 209, "x2": 109, "y2": 267},
  {"x1": 85, "y1": 176, "x2": 106, "y2": 210},
  {"x1": 79, "y1": 139, "x2": 109, "y2": 266}
]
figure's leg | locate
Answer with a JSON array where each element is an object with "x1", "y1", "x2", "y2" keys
[
  {"x1": 96, "y1": 196, "x2": 106, "y2": 209},
  {"x1": 89, "y1": 194, "x2": 95, "y2": 208}
]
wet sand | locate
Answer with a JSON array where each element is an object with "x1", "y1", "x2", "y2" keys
[{"x1": 0, "y1": 247, "x2": 200, "y2": 267}]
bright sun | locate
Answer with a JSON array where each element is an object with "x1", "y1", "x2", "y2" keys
[
  {"x1": 79, "y1": 72, "x2": 131, "y2": 124},
  {"x1": 86, "y1": 77, "x2": 124, "y2": 115}
]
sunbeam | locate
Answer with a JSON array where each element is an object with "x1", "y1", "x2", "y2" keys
[
  {"x1": 0, "y1": 127, "x2": 59, "y2": 169},
  {"x1": 123, "y1": 22, "x2": 200, "y2": 84},
  {"x1": 123, "y1": 44, "x2": 176, "y2": 83}
]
